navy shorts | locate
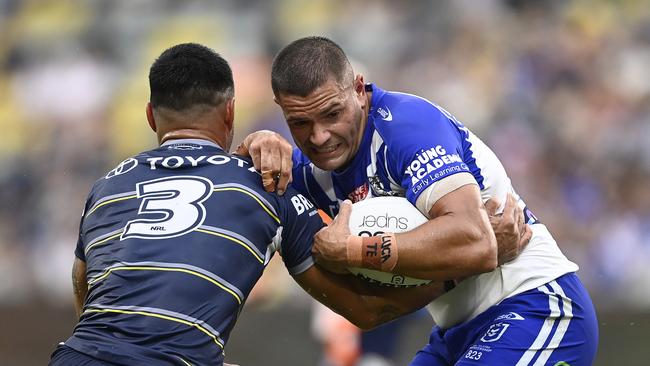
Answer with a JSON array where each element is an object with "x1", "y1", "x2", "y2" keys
[
  {"x1": 410, "y1": 273, "x2": 598, "y2": 366},
  {"x1": 49, "y1": 345, "x2": 118, "y2": 366}
]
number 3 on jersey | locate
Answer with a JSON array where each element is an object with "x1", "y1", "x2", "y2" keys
[{"x1": 121, "y1": 176, "x2": 213, "y2": 240}]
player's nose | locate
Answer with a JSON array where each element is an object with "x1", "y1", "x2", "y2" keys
[{"x1": 309, "y1": 122, "x2": 331, "y2": 146}]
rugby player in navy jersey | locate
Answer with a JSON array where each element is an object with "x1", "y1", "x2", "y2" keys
[
  {"x1": 239, "y1": 37, "x2": 598, "y2": 365},
  {"x1": 49, "y1": 43, "x2": 447, "y2": 366}
]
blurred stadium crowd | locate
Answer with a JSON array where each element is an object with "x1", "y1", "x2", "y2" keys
[{"x1": 1, "y1": 0, "x2": 649, "y2": 316}]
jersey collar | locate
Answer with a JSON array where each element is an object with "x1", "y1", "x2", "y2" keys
[
  {"x1": 366, "y1": 83, "x2": 387, "y2": 115},
  {"x1": 161, "y1": 138, "x2": 223, "y2": 150}
]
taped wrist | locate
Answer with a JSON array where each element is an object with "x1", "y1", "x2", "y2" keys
[{"x1": 346, "y1": 233, "x2": 398, "y2": 272}]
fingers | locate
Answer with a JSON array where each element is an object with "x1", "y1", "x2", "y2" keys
[
  {"x1": 520, "y1": 224, "x2": 533, "y2": 247},
  {"x1": 331, "y1": 200, "x2": 353, "y2": 228},
  {"x1": 514, "y1": 199, "x2": 524, "y2": 228},
  {"x1": 506, "y1": 194, "x2": 526, "y2": 241},
  {"x1": 237, "y1": 134, "x2": 262, "y2": 169},
  {"x1": 261, "y1": 170, "x2": 276, "y2": 192},
  {"x1": 234, "y1": 141, "x2": 249, "y2": 156},
  {"x1": 484, "y1": 197, "x2": 501, "y2": 216},
  {"x1": 260, "y1": 145, "x2": 280, "y2": 192},
  {"x1": 238, "y1": 131, "x2": 293, "y2": 193},
  {"x1": 502, "y1": 193, "x2": 516, "y2": 220},
  {"x1": 276, "y1": 145, "x2": 293, "y2": 195}
]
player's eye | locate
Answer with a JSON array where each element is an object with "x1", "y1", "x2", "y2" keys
[
  {"x1": 290, "y1": 120, "x2": 309, "y2": 128},
  {"x1": 326, "y1": 110, "x2": 340, "y2": 119}
]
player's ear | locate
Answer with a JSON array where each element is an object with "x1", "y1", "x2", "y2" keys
[
  {"x1": 146, "y1": 102, "x2": 156, "y2": 132},
  {"x1": 354, "y1": 74, "x2": 365, "y2": 95},
  {"x1": 354, "y1": 74, "x2": 366, "y2": 106},
  {"x1": 224, "y1": 98, "x2": 235, "y2": 131}
]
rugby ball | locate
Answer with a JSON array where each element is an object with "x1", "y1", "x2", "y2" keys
[{"x1": 347, "y1": 196, "x2": 431, "y2": 287}]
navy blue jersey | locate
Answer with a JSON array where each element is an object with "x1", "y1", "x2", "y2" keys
[{"x1": 66, "y1": 139, "x2": 323, "y2": 366}]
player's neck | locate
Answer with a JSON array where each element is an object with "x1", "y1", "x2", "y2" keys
[
  {"x1": 160, "y1": 129, "x2": 223, "y2": 148},
  {"x1": 364, "y1": 89, "x2": 372, "y2": 123},
  {"x1": 358, "y1": 89, "x2": 372, "y2": 142},
  {"x1": 153, "y1": 102, "x2": 232, "y2": 150}
]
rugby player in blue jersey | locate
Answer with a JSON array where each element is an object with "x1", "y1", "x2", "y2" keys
[
  {"x1": 49, "y1": 43, "x2": 449, "y2": 366},
  {"x1": 239, "y1": 37, "x2": 598, "y2": 365}
]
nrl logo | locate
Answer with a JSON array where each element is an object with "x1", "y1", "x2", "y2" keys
[{"x1": 480, "y1": 322, "x2": 510, "y2": 343}]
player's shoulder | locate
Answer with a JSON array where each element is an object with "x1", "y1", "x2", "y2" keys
[
  {"x1": 89, "y1": 150, "x2": 144, "y2": 189},
  {"x1": 369, "y1": 85, "x2": 456, "y2": 140},
  {"x1": 90, "y1": 145, "x2": 259, "y2": 195},
  {"x1": 370, "y1": 84, "x2": 445, "y2": 122}
]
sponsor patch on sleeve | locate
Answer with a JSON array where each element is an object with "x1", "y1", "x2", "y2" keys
[{"x1": 404, "y1": 145, "x2": 469, "y2": 195}]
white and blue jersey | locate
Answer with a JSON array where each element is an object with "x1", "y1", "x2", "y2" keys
[
  {"x1": 292, "y1": 84, "x2": 596, "y2": 364},
  {"x1": 410, "y1": 272, "x2": 598, "y2": 366}
]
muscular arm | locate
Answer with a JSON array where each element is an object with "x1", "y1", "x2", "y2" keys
[
  {"x1": 240, "y1": 131, "x2": 525, "y2": 281},
  {"x1": 392, "y1": 184, "x2": 497, "y2": 280},
  {"x1": 72, "y1": 257, "x2": 88, "y2": 319},
  {"x1": 313, "y1": 186, "x2": 498, "y2": 282},
  {"x1": 293, "y1": 264, "x2": 444, "y2": 330}
]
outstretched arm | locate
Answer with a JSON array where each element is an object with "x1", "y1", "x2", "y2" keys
[{"x1": 293, "y1": 265, "x2": 444, "y2": 330}]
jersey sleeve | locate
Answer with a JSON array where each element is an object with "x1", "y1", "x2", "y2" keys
[
  {"x1": 276, "y1": 187, "x2": 325, "y2": 275},
  {"x1": 375, "y1": 98, "x2": 475, "y2": 207},
  {"x1": 74, "y1": 195, "x2": 93, "y2": 261}
]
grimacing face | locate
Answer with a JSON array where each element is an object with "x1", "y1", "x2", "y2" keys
[{"x1": 276, "y1": 75, "x2": 367, "y2": 171}]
